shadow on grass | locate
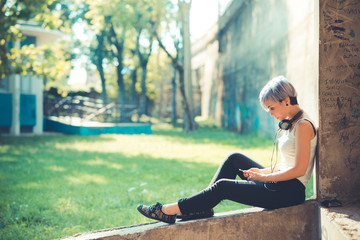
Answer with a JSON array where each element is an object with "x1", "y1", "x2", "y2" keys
[
  {"x1": 152, "y1": 124, "x2": 273, "y2": 149},
  {"x1": 0, "y1": 123, "x2": 273, "y2": 150},
  {"x1": 0, "y1": 134, "x2": 117, "y2": 145}
]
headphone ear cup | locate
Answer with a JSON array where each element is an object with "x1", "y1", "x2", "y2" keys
[
  {"x1": 279, "y1": 120, "x2": 291, "y2": 130},
  {"x1": 278, "y1": 109, "x2": 303, "y2": 130}
]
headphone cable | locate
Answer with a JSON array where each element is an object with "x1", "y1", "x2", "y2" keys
[{"x1": 270, "y1": 129, "x2": 281, "y2": 173}]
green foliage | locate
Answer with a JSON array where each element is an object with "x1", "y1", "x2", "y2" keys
[
  {"x1": 8, "y1": 40, "x2": 72, "y2": 85},
  {"x1": 74, "y1": 0, "x2": 177, "y2": 104},
  {"x1": 0, "y1": 0, "x2": 74, "y2": 79},
  {"x1": 0, "y1": 123, "x2": 314, "y2": 239}
]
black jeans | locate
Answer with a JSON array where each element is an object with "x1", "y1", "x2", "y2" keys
[{"x1": 178, "y1": 153, "x2": 305, "y2": 214}]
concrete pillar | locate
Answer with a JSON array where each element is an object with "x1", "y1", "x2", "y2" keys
[
  {"x1": 9, "y1": 74, "x2": 20, "y2": 135},
  {"x1": 32, "y1": 75, "x2": 43, "y2": 134},
  {"x1": 318, "y1": 0, "x2": 360, "y2": 203}
]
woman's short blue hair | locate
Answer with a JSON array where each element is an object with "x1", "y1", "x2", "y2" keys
[{"x1": 259, "y1": 76, "x2": 297, "y2": 111}]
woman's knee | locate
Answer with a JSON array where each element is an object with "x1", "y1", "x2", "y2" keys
[
  {"x1": 213, "y1": 179, "x2": 233, "y2": 196},
  {"x1": 224, "y1": 152, "x2": 247, "y2": 165}
]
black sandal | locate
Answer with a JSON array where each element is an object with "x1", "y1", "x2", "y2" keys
[{"x1": 137, "y1": 202, "x2": 176, "y2": 224}]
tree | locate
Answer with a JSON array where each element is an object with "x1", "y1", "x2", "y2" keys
[
  {"x1": 83, "y1": 0, "x2": 160, "y2": 120},
  {"x1": 178, "y1": 0, "x2": 194, "y2": 118},
  {"x1": 76, "y1": 0, "x2": 194, "y2": 126},
  {"x1": 83, "y1": 0, "x2": 132, "y2": 121},
  {"x1": 132, "y1": 4, "x2": 155, "y2": 116},
  {"x1": 154, "y1": 32, "x2": 196, "y2": 132},
  {"x1": 153, "y1": 0, "x2": 196, "y2": 132},
  {"x1": 108, "y1": 18, "x2": 127, "y2": 117},
  {"x1": 74, "y1": 2, "x2": 111, "y2": 104},
  {"x1": 67, "y1": 1, "x2": 112, "y2": 104},
  {"x1": 91, "y1": 30, "x2": 108, "y2": 103},
  {"x1": 171, "y1": 63, "x2": 177, "y2": 125}
]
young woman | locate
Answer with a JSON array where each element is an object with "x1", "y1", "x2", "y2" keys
[{"x1": 137, "y1": 76, "x2": 317, "y2": 224}]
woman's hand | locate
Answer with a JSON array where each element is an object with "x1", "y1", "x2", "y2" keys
[
  {"x1": 243, "y1": 168, "x2": 268, "y2": 182},
  {"x1": 242, "y1": 168, "x2": 261, "y2": 178}
]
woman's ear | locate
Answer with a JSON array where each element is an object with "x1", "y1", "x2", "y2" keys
[{"x1": 283, "y1": 97, "x2": 290, "y2": 106}]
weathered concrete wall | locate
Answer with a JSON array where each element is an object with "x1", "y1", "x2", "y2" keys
[
  {"x1": 62, "y1": 201, "x2": 319, "y2": 240},
  {"x1": 191, "y1": 24, "x2": 220, "y2": 121},
  {"x1": 192, "y1": 0, "x2": 318, "y2": 135},
  {"x1": 285, "y1": 1, "x2": 319, "y2": 125},
  {"x1": 318, "y1": 0, "x2": 360, "y2": 204},
  {"x1": 218, "y1": 0, "x2": 290, "y2": 134}
]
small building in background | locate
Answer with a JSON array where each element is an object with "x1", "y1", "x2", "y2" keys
[{"x1": 0, "y1": 21, "x2": 62, "y2": 135}]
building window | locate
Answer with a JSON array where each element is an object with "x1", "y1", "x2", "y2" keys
[
  {"x1": 8, "y1": 35, "x2": 37, "y2": 50},
  {"x1": 21, "y1": 35, "x2": 36, "y2": 47}
]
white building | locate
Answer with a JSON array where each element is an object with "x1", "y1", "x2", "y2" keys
[{"x1": 0, "y1": 22, "x2": 63, "y2": 135}]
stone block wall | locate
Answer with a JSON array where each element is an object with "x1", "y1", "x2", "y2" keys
[{"x1": 318, "y1": 0, "x2": 360, "y2": 204}]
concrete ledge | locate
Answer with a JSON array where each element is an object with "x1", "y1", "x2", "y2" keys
[
  {"x1": 320, "y1": 202, "x2": 360, "y2": 240},
  {"x1": 62, "y1": 201, "x2": 318, "y2": 240}
]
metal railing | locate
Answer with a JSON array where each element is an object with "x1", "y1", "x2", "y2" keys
[{"x1": 44, "y1": 95, "x2": 138, "y2": 123}]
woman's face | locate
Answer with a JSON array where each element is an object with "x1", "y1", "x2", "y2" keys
[{"x1": 264, "y1": 99, "x2": 288, "y2": 121}]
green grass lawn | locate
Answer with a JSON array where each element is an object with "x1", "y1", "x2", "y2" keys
[{"x1": 0, "y1": 121, "x2": 313, "y2": 239}]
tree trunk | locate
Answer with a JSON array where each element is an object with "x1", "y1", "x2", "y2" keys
[
  {"x1": 180, "y1": 0, "x2": 194, "y2": 118},
  {"x1": 157, "y1": 77, "x2": 164, "y2": 118},
  {"x1": 115, "y1": 51, "x2": 125, "y2": 105},
  {"x1": 178, "y1": 66, "x2": 196, "y2": 132},
  {"x1": 171, "y1": 67, "x2": 177, "y2": 125},
  {"x1": 109, "y1": 21, "x2": 127, "y2": 122},
  {"x1": 95, "y1": 32, "x2": 107, "y2": 104},
  {"x1": 116, "y1": 56, "x2": 127, "y2": 121},
  {"x1": 130, "y1": 68, "x2": 137, "y2": 105},
  {"x1": 156, "y1": 51, "x2": 163, "y2": 118},
  {"x1": 139, "y1": 63, "x2": 147, "y2": 115},
  {"x1": 135, "y1": 28, "x2": 153, "y2": 116},
  {"x1": 96, "y1": 59, "x2": 107, "y2": 104}
]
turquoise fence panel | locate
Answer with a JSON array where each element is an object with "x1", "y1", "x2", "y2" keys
[
  {"x1": 44, "y1": 118, "x2": 81, "y2": 134},
  {"x1": 20, "y1": 94, "x2": 36, "y2": 126},
  {"x1": 44, "y1": 118, "x2": 152, "y2": 135},
  {"x1": 0, "y1": 93, "x2": 12, "y2": 126}
]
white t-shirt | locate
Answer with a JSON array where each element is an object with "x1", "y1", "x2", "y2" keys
[{"x1": 278, "y1": 113, "x2": 317, "y2": 186}]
